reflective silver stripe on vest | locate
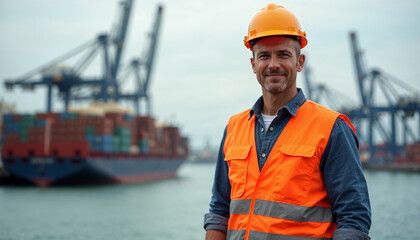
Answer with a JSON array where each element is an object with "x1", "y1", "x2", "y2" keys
[
  {"x1": 230, "y1": 199, "x2": 252, "y2": 214},
  {"x1": 226, "y1": 229, "x2": 246, "y2": 240},
  {"x1": 249, "y1": 230, "x2": 332, "y2": 240},
  {"x1": 253, "y1": 199, "x2": 333, "y2": 223}
]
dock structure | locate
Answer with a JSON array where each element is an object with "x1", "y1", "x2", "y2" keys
[{"x1": 303, "y1": 32, "x2": 420, "y2": 171}]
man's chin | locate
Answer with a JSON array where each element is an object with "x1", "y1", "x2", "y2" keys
[
  {"x1": 265, "y1": 86, "x2": 287, "y2": 94},
  {"x1": 265, "y1": 76, "x2": 284, "y2": 82}
]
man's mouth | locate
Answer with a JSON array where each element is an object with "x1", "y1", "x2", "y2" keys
[{"x1": 264, "y1": 70, "x2": 286, "y2": 77}]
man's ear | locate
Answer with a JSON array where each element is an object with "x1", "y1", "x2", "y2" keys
[
  {"x1": 297, "y1": 54, "x2": 305, "y2": 72},
  {"x1": 251, "y1": 57, "x2": 256, "y2": 74}
]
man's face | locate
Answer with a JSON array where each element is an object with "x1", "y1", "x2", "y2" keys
[{"x1": 251, "y1": 36, "x2": 305, "y2": 96}]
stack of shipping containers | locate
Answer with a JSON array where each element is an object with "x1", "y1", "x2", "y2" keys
[
  {"x1": 2, "y1": 111, "x2": 189, "y2": 159},
  {"x1": 403, "y1": 143, "x2": 420, "y2": 164}
]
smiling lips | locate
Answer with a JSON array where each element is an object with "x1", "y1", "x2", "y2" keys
[{"x1": 264, "y1": 69, "x2": 287, "y2": 78}]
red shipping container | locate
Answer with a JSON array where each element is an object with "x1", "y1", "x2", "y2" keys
[
  {"x1": 413, "y1": 153, "x2": 420, "y2": 164},
  {"x1": 51, "y1": 135, "x2": 62, "y2": 142},
  {"x1": 131, "y1": 123, "x2": 137, "y2": 144},
  {"x1": 76, "y1": 115, "x2": 95, "y2": 125},
  {"x1": 4, "y1": 133, "x2": 20, "y2": 143},
  {"x1": 28, "y1": 135, "x2": 44, "y2": 142},
  {"x1": 50, "y1": 142, "x2": 89, "y2": 158},
  {"x1": 13, "y1": 114, "x2": 21, "y2": 122},
  {"x1": 51, "y1": 127, "x2": 65, "y2": 136},
  {"x1": 413, "y1": 143, "x2": 420, "y2": 154},
  {"x1": 86, "y1": 116, "x2": 97, "y2": 126},
  {"x1": 93, "y1": 118, "x2": 113, "y2": 135},
  {"x1": 67, "y1": 133, "x2": 85, "y2": 142},
  {"x1": 27, "y1": 142, "x2": 49, "y2": 156},
  {"x1": 135, "y1": 116, "x2": 156, "y2": 132},
  {"x1": 1, "y1": 142, "x2": 48, "y2": 158},
  {"x1": 96, "y1": 127, "x2": 113, "y2": 135},
  {"x1": 53, "y1": 119, "x2": 65, "y2": 130},
  {"x1": 2, "y1": 143, "x2": 26, "y2": 157},
  {"x1": 36, "y1": 112, "x2": 59, "y2": 124},
  {"x1": 105, "y1": 112, "x2": 124, "y2": 124},
  {"x1": 28, "y1": 128, "x2": 44, "y2": 142},
  {"x1": 29, "y1": 127, "x2": 45, "y2": 138},
  {"x1": 136, "y1": 131, "x2": 147, "y2": 139},
  {"x1": 95, "y1": 117, "x2": 112, "y2": 126},
  {"x1": 68, "y1": 126, "x2": 85, "y2": 135},
  {"x1": 395, "y1": 156, "x2": 408, "y2": 164}
]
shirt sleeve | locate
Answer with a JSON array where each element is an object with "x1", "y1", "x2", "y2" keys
[
  {"x1": 320, "y1": 118, "x2": 372, "y2": 240},
  {"x1": 203, "y1": 126, "x2": 231, "y2": 233}
]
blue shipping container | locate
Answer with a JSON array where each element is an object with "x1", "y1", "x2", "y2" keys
[
  {"x1": 124, "y1": 114, "x2": 133, "y2": 122},
  {"x1": 2, "y1": 114, "x2": 14, "y2": 123},
  {"x1": 36, "y1": 120, "x2": 47, "y2": 126}
]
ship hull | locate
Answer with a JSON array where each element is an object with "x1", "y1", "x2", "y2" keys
[{"x1": 2, "y1": 157, "x2": 186, "y2": 186}]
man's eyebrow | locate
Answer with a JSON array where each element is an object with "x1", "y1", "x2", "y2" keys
[
  {"x1": 256, "y1": 49, "x2": 293, "y2": 56},
  {"x1": 256, "y1": 50, "x2": 270, "y2": 56},
  {"x1": 276, "y1": 49, "x2": 293, "y2": 54}
]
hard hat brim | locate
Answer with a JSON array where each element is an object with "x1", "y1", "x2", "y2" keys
[{"x1": 244, "y1": 31, "x2": 307, "y2": 50}]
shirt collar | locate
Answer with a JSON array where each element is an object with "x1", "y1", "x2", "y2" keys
[{"x1": 249, "y1": 88, "x2": 307, "y2": 119}]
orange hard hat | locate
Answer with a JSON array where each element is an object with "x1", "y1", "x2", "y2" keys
[{"x1": 244, "y1": 3, "x2": 307, "y2": 50}]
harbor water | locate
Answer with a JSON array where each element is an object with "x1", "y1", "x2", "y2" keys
[{"x1": 0, "y1": 162, "x2": 419, "y2": 240}]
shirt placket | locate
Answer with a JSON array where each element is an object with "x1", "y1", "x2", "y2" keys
[
  {"x1": 256, "y1": 118, "x2": 275, "y2": 171},
  {"x1": 255, "y1": 110, "x2": 290, "y2": 172}
]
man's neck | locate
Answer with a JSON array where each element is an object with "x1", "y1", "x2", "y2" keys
[{"x1": 262, "y1": 89, "x2": 297, "y2": 115}]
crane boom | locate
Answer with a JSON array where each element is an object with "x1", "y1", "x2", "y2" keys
[
  {"x1": 111, "y1": 0, "x2": 134, "y2": 82},
  {"x1": 144, "y1": 5, "x2": 163, "y2": 94}
]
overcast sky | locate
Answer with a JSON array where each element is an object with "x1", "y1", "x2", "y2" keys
[{"x1": 1, "y1": 0, "x2": 419, "y2": 149}]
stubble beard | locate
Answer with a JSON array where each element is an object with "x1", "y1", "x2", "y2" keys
[
  {"x1": 262, "y1": 70, "x2": 289, "y2": 94},
  {"x1": 264, "y1": 80, "x2": 288, "y2": 94},
  {"x1": 263, "y1": 74, "x2": 289, "y2": 94}
]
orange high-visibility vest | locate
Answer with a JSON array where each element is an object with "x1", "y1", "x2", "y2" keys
[{"x1": 223, "y1": 100, "x2": 355, "y2": 240}]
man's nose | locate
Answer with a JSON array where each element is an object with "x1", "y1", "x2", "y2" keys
[{"x1": 268, "y1": 56, "x2": 280, "y2": 69}]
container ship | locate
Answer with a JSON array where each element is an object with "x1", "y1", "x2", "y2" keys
[
  {"x1": 0, "y1": 2, "x2": 192, "y2": 186},
  {"x1": 359, "y1": 142, "x2": 420, "y2": 172},
  {"x1": 1, "y1": 105, "x2": 189, "y2": 186}
]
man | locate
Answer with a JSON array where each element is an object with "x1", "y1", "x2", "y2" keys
[{"x1": 204, "y1": 3, "x2": 371, "y2": 240}]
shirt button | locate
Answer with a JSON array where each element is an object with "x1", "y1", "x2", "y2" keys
[
  {"x1": 261, "y1": 128, "x2": 264, "y2": 132},
  {"x1": 262, "y1": 153, "x2": 266, "y2": 158},
  {"x1": 270, "y1": 127, "x2": 274, "y2": 131}
]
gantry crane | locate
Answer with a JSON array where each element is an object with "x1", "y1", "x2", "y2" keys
[
  {"x1": 303, "y1": 32, "x2": 420, "y2": 165},
  {"x1": 4, "y1": 0, "x2": 135, "y2": 111},
  {"x1": 117, "y1": 5, "x2": 163, "y2": 115},
  {"x1": 347, "y1": 32, "x2": 420, "y2": 164}
]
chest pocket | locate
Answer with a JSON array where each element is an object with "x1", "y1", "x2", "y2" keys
[
  {"x1": 224, "y1": 146, "x2": 251, "y2": 199},
  {"x1": 271, "y1": 144, "x2": 317, "y2": 204}
]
